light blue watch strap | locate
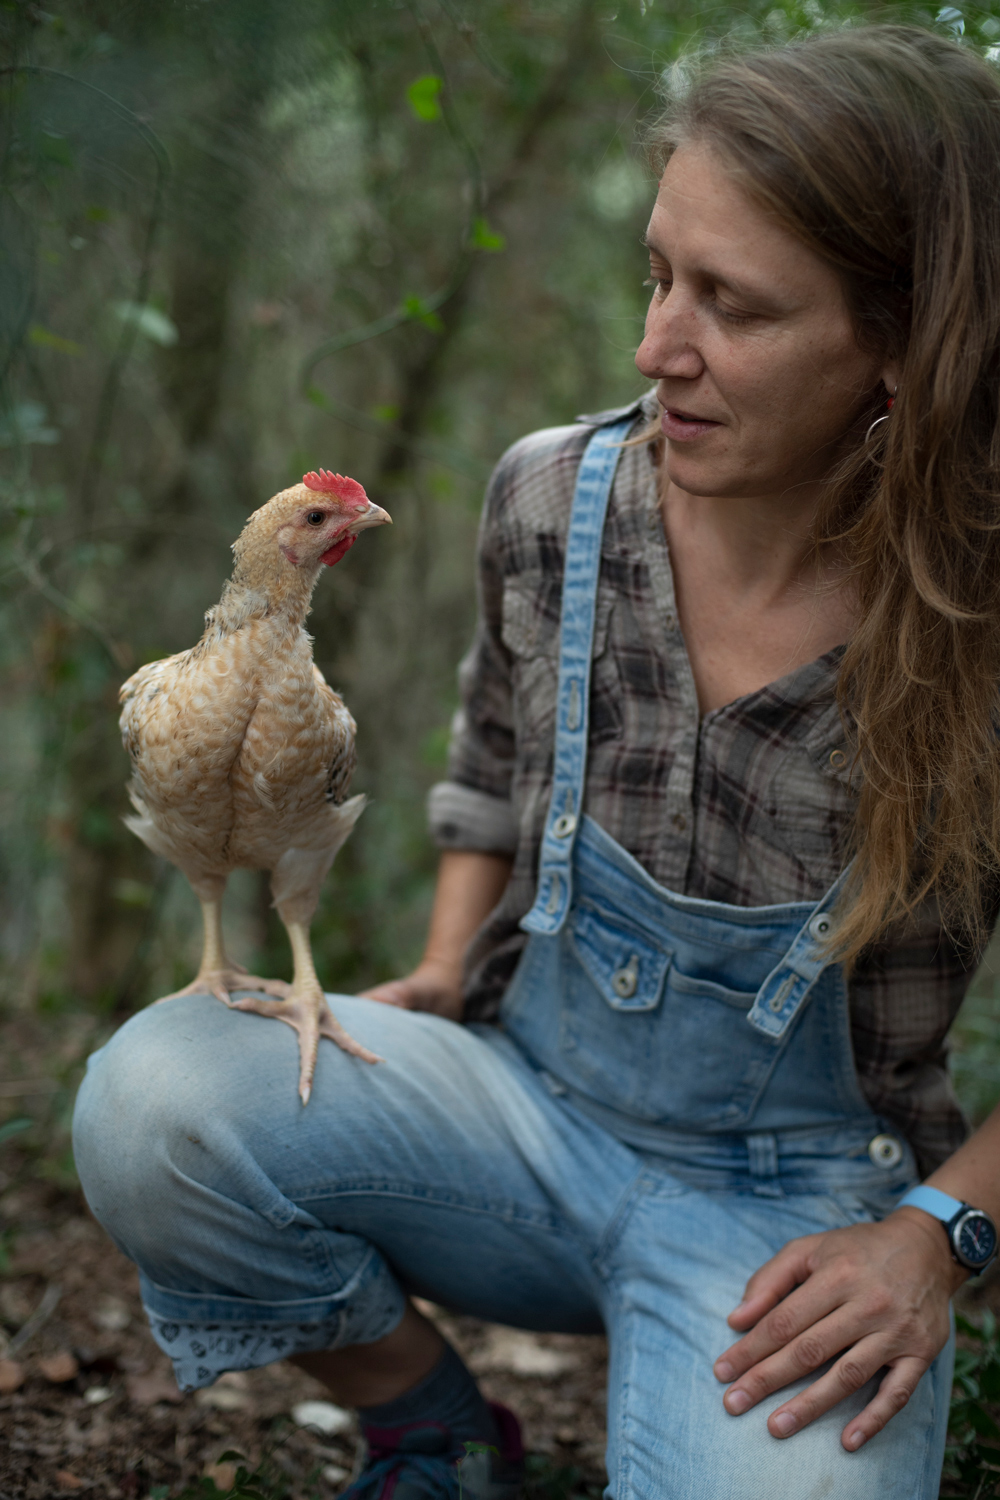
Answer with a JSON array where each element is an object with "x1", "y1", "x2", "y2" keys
[{"x1": 898, "y1": 1184, "x2": 964, "y2": 1222}]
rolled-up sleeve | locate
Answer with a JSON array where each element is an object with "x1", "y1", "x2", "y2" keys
[{"x1": 427, "y1": 458, "x2": 518, "y2": 856}]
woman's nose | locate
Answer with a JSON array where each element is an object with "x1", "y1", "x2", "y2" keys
[{"x1": 635, "y1": 295, "x2": 704, "y2": 382}]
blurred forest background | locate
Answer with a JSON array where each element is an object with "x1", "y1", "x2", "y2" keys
[{"x1": 2, "y1": 0, "x2": 1000, "y2": 1172}]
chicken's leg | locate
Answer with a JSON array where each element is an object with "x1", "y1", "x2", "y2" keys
[
  {"x1": 157, "y1": 894, "x2": 292, "y2": 1007},
  {"x1": 229, "y1": 918, "x2": 381, "y2": 1103}
]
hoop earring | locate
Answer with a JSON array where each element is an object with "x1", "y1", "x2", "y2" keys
[
  {"x1": 865, "y1": 390, "x2": 896, "y2": 446},
  {"x1": 865, "y1": 412, "x2": 890, "y2": 444}
]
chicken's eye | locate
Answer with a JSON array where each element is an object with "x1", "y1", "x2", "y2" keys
[{"x1": 306, "y1": 511, "x2": 327, "y2": 526}]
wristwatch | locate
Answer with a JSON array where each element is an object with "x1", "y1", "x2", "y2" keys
[{"x1": 897, "y1": 1184, "x2": 998, "y2": 1275}]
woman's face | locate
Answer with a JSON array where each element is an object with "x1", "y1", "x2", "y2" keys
[{"x1": 635, "y1": 141, "x2": 891, "y2": 502}]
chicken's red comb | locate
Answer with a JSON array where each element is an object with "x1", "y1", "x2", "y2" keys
[{"x1": 302, "y1": 470, "x2": 368, "y2": 510}]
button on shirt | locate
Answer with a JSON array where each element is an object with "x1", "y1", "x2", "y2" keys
[{"x1": 428, "y1": 393, "x2": 982, "y2": 1175}]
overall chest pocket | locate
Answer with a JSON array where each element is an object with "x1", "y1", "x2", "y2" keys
[{"x1": 558, "y1": 898, "x2": 791, "y2": 1127}]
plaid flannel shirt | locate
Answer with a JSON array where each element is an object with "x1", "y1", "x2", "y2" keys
[{"x1": 428, "y1": 392, "x2": 981, "y2": 1174}]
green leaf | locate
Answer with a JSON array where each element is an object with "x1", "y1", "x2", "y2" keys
[
  {"x1": 40, "y1": 131, "x2": 73, "y2": 167},
  {"x1": 407, "y1": 74, "x2": 443, "y2": 122},
  {"x1": 981, "y1": 1359, "x2": 1000, "y2": 1400},
  {"x1": 470, "y1": 216, "x2": 506, "y2": 253},
  {"x1": 112, "y1": 301, "x2": 179, "y2": 347},
  {"x1": 149, "y1": 1488, "x2": 169, "y2": 1500},
  {"x1": 0, "y1": 401, "x2": 60, "y2": 448},
  {"x1": 305, "y1": 385, "x2": 330, "y2": 408},
  {"x1": 218, "y1": 1452, "x2": 247, "y2": 1463},
  {"x1": 402, "y1": 295, "x2": 444, "y2": 333},
  {"x1": 956, "y1": 1313, "x2": 984, "y2": 1340},
  {"x1": 28, "y1": 324, "x2": 84, "y2": 356},
  {"x1": 0, "y1": 1118, "x2": 31, "y2": 1147},
  {"x1": 967, "y1": 1402, "x2": 1000, "y2": 1438}
]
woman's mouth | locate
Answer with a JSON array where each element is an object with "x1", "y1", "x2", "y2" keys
[{"x1": 661, "y1": 407, "x2": 722, "y2": 441}]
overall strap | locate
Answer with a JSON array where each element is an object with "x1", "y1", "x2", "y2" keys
[
  {"x1": 522, "y1": 416, "x2": 635, "y2": 936},
  {"x1": 746, "y1": 862, "x2": 855, "y2": 1039}
]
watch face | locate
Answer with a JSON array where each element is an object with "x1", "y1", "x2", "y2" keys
[{"x1": 954, "y1": 1211, "x2": 998, "y2": 1269}]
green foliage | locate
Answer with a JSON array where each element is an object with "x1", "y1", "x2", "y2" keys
[
  {"x1": 2, "y1": 0, "x2": 1000, "y2": 1211},
  {"x1": 407, "y1": 73, "x2": 444, "y2": 122},
  {"x1": 161, "y1": 1443, "x2": 606, "y2": 1500},
  {"x1": 946, "y1": 1312, "x2": 1000, "y2": 1497},
  {"x1": 470, "y1": 216, "x2": 506, "y2": 253},
  {"x1": 950, "y1": 958, "x2": 1000, "y2": 1126},
  {"x1": 0, "y1": 1226, "x2": 17, "y2": 1275},
  {"x1": 174, "y1": 1448, "x2": 286, "y2": 1500},
  {"x1": 523, "y1": 1453, "x2": 604, "y2": 1499},
  {"x1": 0, "y1": 1117, "x2": 32, "y2": 1147}
]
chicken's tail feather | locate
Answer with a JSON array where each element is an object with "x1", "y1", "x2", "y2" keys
[{"x1": 269, "y1": 794, "x2": 366, "y2": 925}]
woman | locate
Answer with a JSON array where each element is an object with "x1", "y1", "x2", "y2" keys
[{"x1": 73, "y1": 25, "x2": 1000, "y2": 1500}]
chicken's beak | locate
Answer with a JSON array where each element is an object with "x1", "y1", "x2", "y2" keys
[{"x1": 349, "y1": 501, "x2": 392, "y2": 534}]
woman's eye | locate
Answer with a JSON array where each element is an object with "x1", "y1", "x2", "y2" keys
[
  {"x1": 306, "y1": 511, "x2": 326, "y2": 526},
  {"x1": 643, "y1": 276, "x2": 671, "y2": 296},
  {"x1": 713, "y1": 302, "x2": 755, "y2": 326}
]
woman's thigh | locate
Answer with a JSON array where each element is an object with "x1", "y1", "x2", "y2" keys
[
  {"x1": 72, "y1": 994, "x2": 632, "y2": 1331},
  {"x1": 602, "y1": 1176, "x2": 952, "y2": 1500}
]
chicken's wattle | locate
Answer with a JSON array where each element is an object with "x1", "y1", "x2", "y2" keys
[{"x1": 320, "y1": 534, "x2": 358, "y2": 567}]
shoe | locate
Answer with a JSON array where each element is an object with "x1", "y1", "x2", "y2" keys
[{"x1": 341, "y1": 1401, "x2": 525, "y2": 1499}]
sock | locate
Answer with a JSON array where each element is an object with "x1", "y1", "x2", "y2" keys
[{"x1": 357, "y1": 1341, "x2": 499, "y2": 1452}]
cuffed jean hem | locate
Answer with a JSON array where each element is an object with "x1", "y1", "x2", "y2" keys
[
  {"x1": 139, "y1": 1248, "x2": 406, "y2": 1390},
  {"x1": 74, "y1": 993, "x2": 953, "y2": 1496}
]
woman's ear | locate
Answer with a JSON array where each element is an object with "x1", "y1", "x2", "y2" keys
[{"x1": 880, "y1": 362, "x2": 900, "y2": 397}]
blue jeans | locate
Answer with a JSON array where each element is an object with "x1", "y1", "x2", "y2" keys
[{"x1": 73, "y1": 992, "x2": 952, "y2": 1500}]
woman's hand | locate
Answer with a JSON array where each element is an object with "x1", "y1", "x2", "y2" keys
[
  {"x1": 357, "y1": 849, "x2": 513, "y2": 1026},
  {"x1": 359, "y1": 958, "x2": 464, "y2": 1021},
  {"x1": 713, "y1": 1207, "x2": 966, "y2": 1451}
]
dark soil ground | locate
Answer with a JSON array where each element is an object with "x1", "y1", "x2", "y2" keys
[
  {"x1": 1, "y1": 1007, "x2": 998, "y2": 1499},
  {"x1": 0, "y1": 1008, "x2": 610, "y2": 1499},
  {"x1": 0, "y1": 1181, "x2": 610, "y2": 1498}
]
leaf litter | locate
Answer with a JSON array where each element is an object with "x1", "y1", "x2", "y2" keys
[{"x1": 0, "y1": 1178, "x2": 610, "y2": 1498}]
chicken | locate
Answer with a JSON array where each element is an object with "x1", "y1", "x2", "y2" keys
[{"x1": 119, "y1": 470, "x2": 391, "y2": 1103}]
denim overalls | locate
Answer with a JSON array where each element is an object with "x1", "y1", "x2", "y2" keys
[
  {"x1": 501, "y1": 416, "x2": 893, "y2": 1167},
  {"x1": 73, "y1": 415, "x2": 956, "y2": 1498}
]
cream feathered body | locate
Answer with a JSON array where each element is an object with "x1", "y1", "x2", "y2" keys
[{"x1": 119, "y1": 471, "x2": 391, "y2": 1102}]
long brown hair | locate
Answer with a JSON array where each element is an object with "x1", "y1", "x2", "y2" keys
[{"x1": 648, "y1": 25, "x2": 1000, "y2": 961}]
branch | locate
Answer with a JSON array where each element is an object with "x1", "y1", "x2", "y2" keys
[
  {"x1": 0, "y1": 67, "x2": 172, "y2": 521},
  {"x1": 13, "y1": 548, "x2": 130, "y2": 669},
  {"x1": 435, "y1": 0, "x2": 512, "y2": 85},
  {"x1": 300, "y1": 0, "x2": 486, "y2": 388},
  {"x1": 304, "y1": 387, "x2": 489, "y2": 480},
  {"x1": 5, "y1": 1284, "x2": 61, "y2": 1359}
]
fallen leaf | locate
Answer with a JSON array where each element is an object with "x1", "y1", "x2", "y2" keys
[
  {"x1": 39, "y1": 1351, "x2": 80, "y2": 1383},
  {"x1": 125, "y1": 1369, "x2": 183, "y2": 1406},
  {"x1": 90, "y1": 1295, "x2": 130, "y2": 1332},
  {"x1": 322, "y1": 1462, "x2": 349, "y2": 1483},
  {"x1": 0, "y1": 1282, "x2": 32, "y2": 1325},
  {"x1": 474, "y1": 1329, "x2": 578, "y2": 1378},
  {"x1": 195, "y1": 1384, "x2": 250, "y2": 1411},
  {"x1": 204, "y1": 1462, "x2": 238, "y2": 1489},
  {"x1": 54, "y1": 1473, "x2": 86, "y2": 1491},
  {"x1": 291, "y1": 1399, "x2": 353, "y2": 1436},
  {"x1": 83, "y1": 1384, "x2": 112, "y2": 1404},
  {"x1": 0, "y1": 1357, "x2": 24, "y2": 1392}
]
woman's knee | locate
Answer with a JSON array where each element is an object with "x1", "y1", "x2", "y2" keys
[{"x1": 72, "y1": 999, "x2": 235, "y2": 1260}]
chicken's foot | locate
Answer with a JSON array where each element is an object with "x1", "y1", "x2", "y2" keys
[
  {"x1": 156, "y1": 896, "x2": 291, "y2": 1007},
  {"x1": 228, "y1": 918, "x2": 381, "y2": 1103}
]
